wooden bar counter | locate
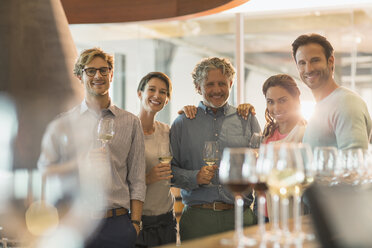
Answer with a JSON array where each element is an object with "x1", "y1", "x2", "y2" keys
[{"x1": 160, "y1": 216, "x2": 320, "y2": 247}]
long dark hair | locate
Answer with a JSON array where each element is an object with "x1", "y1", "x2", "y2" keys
[{"x1": 262, "y1": 74, "x2": 301, "y2": 139}]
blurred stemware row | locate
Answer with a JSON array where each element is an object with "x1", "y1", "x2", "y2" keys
[{"x1": 219, "y1": 142, "x2": 372, "y2": 247}]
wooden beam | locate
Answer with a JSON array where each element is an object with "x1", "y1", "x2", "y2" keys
[{"x1": 61, "y1": 0, "x2": 249, "y2": 24}]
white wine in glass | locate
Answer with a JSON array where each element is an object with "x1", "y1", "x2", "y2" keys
[
  {"x1": 158, "y1": 156, "x2": 173, "y2": 164},
  {"x1": 203, "y1": 158, "x2": 219, "y2": 166},
  {"x1": 266, "y1": 143, "x2": 305, "y2": 243},
  {"x1": 97, "y1": 118, "x2": 115, "y2": 147},
  {"x1": 158, "y1": 141, "x2": 173, "y2": 186},
  {"x1": 203, "y1": 141, "x2": 219, "y2": 186},
  {"x1": 203, "y1": 141, "x2": 219, "y2": 166}
]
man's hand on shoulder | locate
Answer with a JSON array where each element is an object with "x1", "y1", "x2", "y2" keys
[
  {"x1": 237, "y1": 103, "x2": 256, "y2": 120},
  {"x1": 177, "y1": 105, "x2": 197, "y2": 119}
]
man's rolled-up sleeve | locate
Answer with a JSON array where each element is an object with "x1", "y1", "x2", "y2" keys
[
  {"x1": 170, "y1": 117, "x2": 200, "y2": 191},
  {"x1": 127, "y1": 118, "x2": 146, "y2": 202}
]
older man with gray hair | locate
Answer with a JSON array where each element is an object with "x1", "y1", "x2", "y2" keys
[{"x1": 170, "y1": 57, "x2": 260, "y2": 241}]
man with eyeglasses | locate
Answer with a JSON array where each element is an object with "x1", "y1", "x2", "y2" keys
[{"x1": 38, "y1": 47, "x2": 146, "y2": 248}]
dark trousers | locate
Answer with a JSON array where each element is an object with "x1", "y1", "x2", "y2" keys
[
  {"x1": 85, "y1": 213, "x2": 137, "y2": 248},
  {"x1": 135, "y1": 211, "x2": 177, "y2": 248},
  {"x1": 179, "y1": 205, "x2": 257, "y2": 241}
]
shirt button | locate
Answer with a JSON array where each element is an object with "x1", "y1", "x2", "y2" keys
[
  {"x1": 214, "y1": 118, "x2": 217, "y2": 121},
  {"x1": 215, "y1": 133, "x2": 218, "y2": 137}
]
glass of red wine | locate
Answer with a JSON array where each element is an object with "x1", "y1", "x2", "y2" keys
[{"x1": 219, "y1": 147, "x2": 257, "y2": 247}]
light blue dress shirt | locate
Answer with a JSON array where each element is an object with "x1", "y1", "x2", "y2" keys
[{"x1": 170, "y1": 101, "x2": 261, "y2": 207}]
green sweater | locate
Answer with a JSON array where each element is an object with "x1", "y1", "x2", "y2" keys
[{"x1": 303, "y1": 86, "x2": 371, "y2": 150}]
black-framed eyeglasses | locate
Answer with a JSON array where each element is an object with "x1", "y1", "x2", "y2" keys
[{"x1": 82, "y1": 67, "x2": 111, "y2": 77}]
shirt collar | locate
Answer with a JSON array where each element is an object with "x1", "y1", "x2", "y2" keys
[
  {"x1": 80, "y1": 99, "x2": 117, "y2": 117},
  {"x1": 198, "y1": 101, "x2": 233, "y2": 115}
]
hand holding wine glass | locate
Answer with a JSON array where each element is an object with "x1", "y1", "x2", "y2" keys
[
  {"x1": 201, "y1": 141, "x2": 219, "y2": 185},
  {"x1": 203, "y1": 141, "x2": 219, "y2": 166},
  {"x1": 97, "y1": 118, "x2": 115, "y2": 148},
  {"x1": 158, "y1": 141, "x2": 173, "y2": 185}
]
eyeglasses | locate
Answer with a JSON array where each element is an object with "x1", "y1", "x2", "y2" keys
[{"x1": 82, "y1": 67, "x2": 111, "y2": 77}]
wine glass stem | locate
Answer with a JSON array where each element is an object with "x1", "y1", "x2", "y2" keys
[
  {"x1": 294, "y1": 193, "x2": 302, "y2": 232},
  {"x1": 258, "y1": 193, "x2": 266, "y2": 235},
  {"x1": 281, "y1": 197, "x2": 289, "y2": 234},
  {"x1": 271, "y1": 194, "x2": 280, "y2": 232},
  {"x1": 235, "y1": 194, "x2": 244, "y2": 239}
]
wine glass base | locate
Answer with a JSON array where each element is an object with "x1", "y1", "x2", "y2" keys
[
  {"x1": 290, "y1": 231, "x2": 315, "y2": 242},
  {"x1": 220, "y1": 236, "x2": 257, "y2": 247}
]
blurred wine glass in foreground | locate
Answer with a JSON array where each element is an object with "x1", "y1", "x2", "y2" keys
[
  {"x1": 97, "y1": 118, "x2": 115, "y2": 148},
  {"x1": 255, "y1": 144, "x2": 271, "y2": 240},
  {"x1": 313, "y1": 147, "x2": 338, "y2": 186},
  {"x1": 267, "y1": 143, "x2": 305, "y2": 243},
  {"x1": 0, "y1": 98, "x2": 108, "y2": 247},
  {"x1": 293, "y1": 143, "x2": 315, "y2": 241},
  {"x1": 219, "y1": 148, "x2": 257, "y2": 247}
]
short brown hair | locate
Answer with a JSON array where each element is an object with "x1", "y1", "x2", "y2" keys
[
  {"x1": 73, "y1": 47, "x2": 114, "y2": 77},
  {"x1": 137, "y1": 72, "x2": 172, "y2": 99},
  {"x1": 292, "y1": 34, "x2": 334, "y2": 62}
]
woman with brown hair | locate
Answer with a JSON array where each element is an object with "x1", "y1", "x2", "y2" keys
[
  {"x1": 136, "y1": 72, "x2": 177, "y2": 247},
  {"x1": 260, "y1": 74, "x2": 307, "y2": 223},
  {"x1": 262, "y1": 74, "x2": 306, "y2": 144}
]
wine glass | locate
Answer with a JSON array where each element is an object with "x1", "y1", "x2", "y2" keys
[
  {"x1": 344, "y1": 148, "x2": 365, "y2": 185},
  {"x1": 363, "y1": 149, "x2": 372, "y2": 185},
  {"x1": 292, "y1": 143, "x2": 315, "y2": 241},
  {"x1": 259, "y1": 143, "x2": 281, "y2": 241},
  {"x1": 250, "y1": 132, "x2": 263, "y2": 149},
  {"x1": 267, "y1": 143, "x2": 305, "y2": 243},
  {"x1": 203, "y1": 141, "x2": 219, "y2": 185},
  {"x1": 255, "y1": 144, "x2": 271, "y2": 240},
  {"x1": 97, "y1": 118, "x2": 115, "y2": 147},
  {"x1": 219, "y1": 148, "x2": 257, "y2": 247},
  {"x1": 158, "y1": 141, "x2": 173, "y2": 186},
  {"x1": 313, "y1": 147, "x2": 338, "y2": 186}
]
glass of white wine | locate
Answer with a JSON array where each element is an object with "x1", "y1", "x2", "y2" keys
[
  {"x1": 203, "y1": 141, "x2": 219, "y2": 185},
  {"x1": 267, "y1": 143, "x2": 305, "y2": 243},
  {"x1": 97, "y1": 118, "x2": 115, "y2": 147},
  {"x1": 158, "y1": 141, "x2": 173, "y2": 186}
]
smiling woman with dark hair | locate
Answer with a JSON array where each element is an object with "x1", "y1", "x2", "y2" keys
[
  {"x1": 262, "y1": 74, "x2": 306, "y2": 144},
  {"x1": 136, "y1": 71, "x2": 177, "y2": 247}
]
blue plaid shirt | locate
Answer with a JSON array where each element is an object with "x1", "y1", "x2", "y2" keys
[{"x1": 170, "y1": 101, "x2": 261, "y2": 207}]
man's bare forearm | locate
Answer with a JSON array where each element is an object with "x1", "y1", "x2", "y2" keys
[{"x1": 130, "y1": 199, "x2": 143, "y2": 221}]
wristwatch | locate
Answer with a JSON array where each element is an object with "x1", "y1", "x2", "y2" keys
[{"x1": 131, "y1": 220, "x2": 143, "y2": 231}]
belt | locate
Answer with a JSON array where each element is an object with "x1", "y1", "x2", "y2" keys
[
  {"x1": 91, "y1": 207, "x2": 128, "y2": 219},
  {"x1": 191, "y1": 202, "x2": 234, "y2": 211}
]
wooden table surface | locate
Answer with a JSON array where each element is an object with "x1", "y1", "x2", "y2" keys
[{"x1": 160, "y1": 216, "x2": 320, "y2": 248}]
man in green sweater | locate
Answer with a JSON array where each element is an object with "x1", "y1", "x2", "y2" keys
[{"x1": 292, "y1": 33, "x2": 371, "y2": 149}]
